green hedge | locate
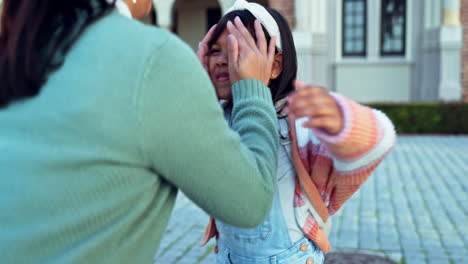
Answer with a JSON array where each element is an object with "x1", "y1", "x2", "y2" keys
[{"x1": 367, "y1": 102, "x2": 468, "y2": 134}]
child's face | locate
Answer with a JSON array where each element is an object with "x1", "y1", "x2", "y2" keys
[{"x1": 208, "y1": 30, "x2": 232, "y2": 101}]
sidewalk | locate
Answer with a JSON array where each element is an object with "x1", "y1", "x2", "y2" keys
[{"x1": 154, "y1": 136, "x2": 468, "y2": 264}]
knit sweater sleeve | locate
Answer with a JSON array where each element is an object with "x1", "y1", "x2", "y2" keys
[
  {"x1": 136, "y1": 33, "x2": 278, "y2": 228},
  {"x1": 312, "y1": 93, "x2": 396, "y2": 161},
  {"x1": 295, "y1": 93, "x2": 396, "y2": 216}
]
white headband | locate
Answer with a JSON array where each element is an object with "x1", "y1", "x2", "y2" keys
[{"x1": 225, "y1": 0, "x2": 282, "y2": 51}]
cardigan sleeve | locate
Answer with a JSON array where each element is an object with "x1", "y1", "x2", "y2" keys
[
  {"x1": 136, "y1": 33, "x2": 278, "y2": 228},
  {"x1": 296, "y1": 93, "x2": 396, "y2": 215}
]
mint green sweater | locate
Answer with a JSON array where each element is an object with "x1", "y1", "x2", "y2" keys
[{"x1": 0, "y1": 11, "x2": 278, "y2": 264}]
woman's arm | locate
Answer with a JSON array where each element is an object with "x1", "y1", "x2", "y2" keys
[{"x1": 137, "y1": 32, "x2": 278, "y2": 228}]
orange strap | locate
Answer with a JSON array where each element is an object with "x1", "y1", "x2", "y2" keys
[
  {"x1": 200, "y1": 217, "x2": 218, "y2": 246},
  {"x1": 289, "y1": 117, "x2": 329, "y2": 223},
  {"x1": 200, "y1": 118, "x2": 330, "y2": 248}
]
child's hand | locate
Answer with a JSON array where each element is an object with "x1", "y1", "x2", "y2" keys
[
  {"x1": 288, "y1": 80, "x2": 343, "y2": 135},
  {"x1": 197, "y1": 24, "x2": 217, "y2": 72}
]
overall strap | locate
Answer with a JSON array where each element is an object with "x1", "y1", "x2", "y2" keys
[{"x1": 278, "y1": 117, "x2": 292, "y2": 153}]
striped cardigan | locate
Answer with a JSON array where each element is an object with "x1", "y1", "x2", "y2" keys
[
  {"x1": 201, "y1": 93, "x2": 396, "y2": 254},
  {"x1": 289, "y1": 93, "x2": 396, "y2": 253}
]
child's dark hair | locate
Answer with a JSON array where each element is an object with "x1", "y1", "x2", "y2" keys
[{"x1": 208, "y1": 8, "x2": 298, "y2": 104}]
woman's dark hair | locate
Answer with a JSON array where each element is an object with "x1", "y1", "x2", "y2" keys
[
  {"x1": 0, "y1": 0, "x2": 116, "y2": 108},
  {"x1": 208, "y1": 8, "x2": 298, "y2": 104}
]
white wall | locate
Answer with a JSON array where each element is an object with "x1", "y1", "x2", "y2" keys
[
  {"x1": 335, "y1": 62, "x2": 411, "y2": 103},
  {"x1": 174, "y1": 0, "x2": 220, "y2": 51},
  {"x1": 177, "y1": 7, "x2": 206, "y2": 50}
]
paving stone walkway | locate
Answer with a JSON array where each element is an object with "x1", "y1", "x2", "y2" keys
[
  {"x1": 154, "y1": 136, "x2": 468, "y2": 264},
  {"x1": 325, "y1": 252, "x2": 396, "y2": 263}
]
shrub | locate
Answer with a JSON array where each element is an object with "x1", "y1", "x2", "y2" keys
[{"x1": 367, "y1": 102, "x2": 468, "y2": 134}]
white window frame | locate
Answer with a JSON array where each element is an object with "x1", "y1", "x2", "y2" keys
[{"x1": 335, "y1": 0, "x2": 413, "y2": 64}]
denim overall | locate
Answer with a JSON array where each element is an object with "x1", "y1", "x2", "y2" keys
[{"x1": 216, "y1": 116, "x2": 325, "y2": 264}]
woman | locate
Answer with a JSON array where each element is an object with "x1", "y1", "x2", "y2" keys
[
  {"x1": 0, "y1": 0, "x2": 280, "y2": 263},
  {"x1": 198, "y1": 1, "x2": 396, "y2": 263}
]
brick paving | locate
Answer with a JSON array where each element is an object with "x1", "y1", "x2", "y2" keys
[{"x1": 154, "y1": 136, "x2": 468, "y2": 264}]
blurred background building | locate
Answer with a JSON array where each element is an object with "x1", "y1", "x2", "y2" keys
[
  {"x1": 147, "y1": 0, "x2": 465, "y2": 103},
  {"x1": 1, "y1": 0, "x2": 466, "y2": 103}
]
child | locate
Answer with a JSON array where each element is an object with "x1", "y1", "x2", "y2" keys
[{"x1": 198, "y1": 1, "x2": 396, "y2": 263}]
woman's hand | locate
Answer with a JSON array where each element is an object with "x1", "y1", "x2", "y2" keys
[
  {"x1": 226, "y1": 17, "x2": 276, "y2": 86},
  {"x1": 197, "y1": 25, "x2": 217, "y2": 72},
  {"x1": 288, "y1": 81, "x2": 344, "y2": 135}
]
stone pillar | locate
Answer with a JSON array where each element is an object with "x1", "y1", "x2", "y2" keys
[
  {"x1": 294, "y1": 0, "x2": 310, "y2": 31},
  {"x1": 293, "y1": 0, "x2": 328, "y2": 87},
  {"x1": 438, "y1": 0, "x2": 463, "y2": 101},
  {"x1": 461, "y1": 0, "x2": 468, "y2": 101},
  {"x1": 218, "y1": 0, "x2": 235, "y2": 14},
  {"x1": 153, "y1": 0, "x2": 176, "y2": 30},
  {"x1": 269, "y1": 0, "x2": 295, "y2": 28},
  {"x1": 293, "y1": 0, "x2": 313, "y2": 84},
  {"x1": 444, "y1": 0, "x2": 461, "y2": 26},
  {"x1": 0, "y1": 0, "x2": 4, "y2": 31}
]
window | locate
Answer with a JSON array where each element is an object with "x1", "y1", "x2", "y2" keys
[
  {"x1": 380, "y1": 0, "x2": 406, "y2": 56},
  {"x1": 342, "y1": 0, "x2": 367, "y2": 57}
]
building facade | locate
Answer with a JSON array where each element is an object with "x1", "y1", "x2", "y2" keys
[
  {"x1": 1, "y1": 0, "x2": 465, "y2": 103},
  {"x1": 150, "y1": 0, "x2": 465, "y2": 103}
]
